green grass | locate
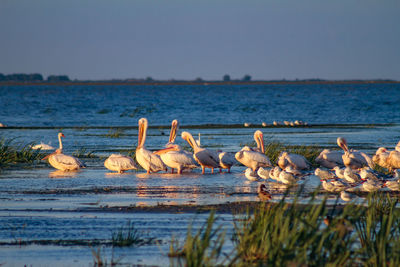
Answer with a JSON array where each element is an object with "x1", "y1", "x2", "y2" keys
[
  {"x1": 262, "y1": 141, "x2": 321, "y2": 167},
  {"x1": 103, "y1": 128, "x2": 124, "y2": 139},
  {"x1": 168, "y1": 211, "x2": 227, "y2": 267},
  {"x1": 111, "y1": 221, "x2": 145, "y2": 247},
  {"x1": 72, "y1": 148, "x2": 97, "y2": 158},
  {"x1": 169, "y1": 190, "x2": 400, "y2": 266},
  {"x1": 0, "y1": 138, "x2": 45, "y2": 168}
]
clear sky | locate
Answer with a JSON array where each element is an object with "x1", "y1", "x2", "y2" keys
[{"x1": 0, "y1": 0, "x2": 399, "y2": 81}]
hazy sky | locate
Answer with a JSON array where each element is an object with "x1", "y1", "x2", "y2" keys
[{"x1": 1, "y1": 0, "x2": 399, "y2": 80}]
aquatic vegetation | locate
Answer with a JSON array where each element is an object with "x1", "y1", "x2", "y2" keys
[
  {"x1": 262, "y1": 141, "x2": 321, "y2": 166},
  {"x1": 169, "y1": 190, "x2": 400, "y2": 266},
  {"x1": 72, "y1": 148, "x2": 97, "y2": 158},
  {"x1": 168, "y1": 211, "x2": 227, "y2": 267},
  {"x1": 103, "y1": 128, "x2": 124, "y2": 138},
  {"x1": 0, "y1": 138, "x2": 45, "y2": 168},
  {"x1": 111, "y1": 221, "x2": 142, "y2": 247}
]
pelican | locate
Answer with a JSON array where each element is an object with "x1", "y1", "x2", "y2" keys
[
  {"x1": 31, "y1": 142, "x2": 55, "y2": 150},
  {"x1": 387, "y1": 150, "x2": 400, "y2": 171},
  {"x1": 235, "y1": 130, "x2": 271, "y2": 171},
  {"x1": 337, "y1": 137, "x2": 374, "y2": 169},
  {"x1": 277, "y1": 151, "x2": 310, "y2": 170},
  {"x1": 42, "y1": 133, "x2": 85, "y2": 171},
  {"x1": 104, "y1": 154, "x2": 137, "y2": 173},
  {"x1": 372, "y1": 147, "x2": 391, "y2": 169},
  {"x1": 181, "y1": 131, "x2": 220, "y2": 174},
  {"x1": 315, "y1": 149, "x2": 344, "y2": 168},
  {"x1": 136, "y1": 118, "x2": 168, "y2": 174},
  {"x1": 158, "y1": 120, "x2": 198, "y2": 174},
  {"x1": 258, "y1": 184, "x2": 272, "y2": 201},
  {"x1": 218, "y1": 152, "x2": 237, "y2": 173}
]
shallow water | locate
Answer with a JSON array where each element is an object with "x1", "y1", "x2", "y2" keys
[{"x1": 1, "y1": 84, "x2": 400, "y2": 266}]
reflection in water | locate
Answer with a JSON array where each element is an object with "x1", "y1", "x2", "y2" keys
[
  {"x1": 49, "y1": 170, "x2": 78, "y2": 178},
  {"x1": 105, "y1": 172, "x2": 133, "y2": 177}
]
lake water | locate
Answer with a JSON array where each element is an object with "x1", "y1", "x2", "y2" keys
[{"x1": 0, "y1": 83, "x2": 400, "y2": 266}]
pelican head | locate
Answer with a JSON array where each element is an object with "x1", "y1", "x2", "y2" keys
[
  {"x1": 254, "y1": 130, "x2": 265, "y2": 153},
  {"x1": 337, "y1": 137, "x2": 349, "y2": 152},
  {"x1": 181, "y1": 131, "x2": 198, "y2": 151},
  {"x1": 168, "y1": 119, "x2": 179, "y2": 144},
  {"x1": 137, "y1": 118, "x2": 148, "y2": 149}
]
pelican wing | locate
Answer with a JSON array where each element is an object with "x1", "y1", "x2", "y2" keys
[
  {"x1": 286, "y1": 153, "x2": 310, "y2": 170},
  {"x1": 161, "y1": 151, "x2": 198, "y2": 169},
  {"x1": 242, "y1": 151, "x2": 271, "y2": 166},
  {"x1": 219, "y1": 152, "x2": 237, "y2": 167},
  {"x1": 388, "y1": 151, "x2": 400, "y2": 169},
  {"x1": 194, "y1": 149, "x2": 220, "y2": 168},
  {"x1": 50, "y1": 154, "x2": 85, "y2": 170},
  {"x1": 105, "y1": 154, "x2": 137, "y2": 171}
]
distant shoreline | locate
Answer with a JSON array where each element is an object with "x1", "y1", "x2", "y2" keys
[{"x1": 0, "y1": 79, "x2": 399, "y2": 86}]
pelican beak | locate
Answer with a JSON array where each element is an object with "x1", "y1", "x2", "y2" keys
[
  {"x1": 42, "y1": 153, "x2": 53, "y2": 160},
  {"x1": 138, "y1": 122, "x2": 143, "y2": 147},
  {"x1": 169, "y1": 122, "x2": 178, "y2": 143},
  {"x1": 258, "y1": 133, "x2": 265, "y2": 153},
  {"x1": 153, "y1": 145, "x2": 179, "y2": 155}
]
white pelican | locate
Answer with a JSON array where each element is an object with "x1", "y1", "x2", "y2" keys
[
  {"x1": 42, "y1": 133, "x2": 85, "y2": 171},
  {"x1": 337, "y1": 137, "x2": 374, "y2": 169},
  {"x1": 32, "y1": 142, "x2": 55, "y2": 150},
  {"x1": 104, "y1": 154, "x2": 137, "y2": 173},
  {"x1": 181, "y1": 131, "x2": 220, "y2": 174},
  {"x1": 372, "y1": 147, "x2": 391, "y2": 169},
  {"x1": 136, "y1": 118, "x2": 168, "y2": 174},
  {"x1": 387, "y1": 150, "x2": 400, "y2": 171},
  {"x1": 158, "y1": 120, "x2": 198, "y2": 174},
  {"x1": 315, "y1": 149, "x2": 344, "y2": 168},
  {"x1": 218, "y1": 152, "x2": 237, "y2": 173},
  {"x1": 235, "y1": 130, "x2": 271, "y2": 171},
  {"x1": 277, "y1": 151, "x2": 310, "y2": 170}
]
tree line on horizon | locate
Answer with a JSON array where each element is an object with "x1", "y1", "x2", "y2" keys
[{"x1": 0, "y1": 73, "x2": 70, "y2": 82}]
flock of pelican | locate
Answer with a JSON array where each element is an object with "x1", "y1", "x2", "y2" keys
[{"x1": 40, "y1": 118, "x2": 400, "y2": 198}]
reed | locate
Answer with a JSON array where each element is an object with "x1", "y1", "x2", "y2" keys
[
  {"x1": 72, "y1": 148, "x2": 97, "y2": 158},
  {"x1": 0, "y1": 138, "x2": 45, "y2": 168},
  {"x1": 168, "y1": 211, "x2": 227, "y2": 267},
  {"x1": 169, "y1": 190, "x2": 400, "y2": 266},
  {"x1": 111, "y1": 221, "x2": 141, "y2": 247}
]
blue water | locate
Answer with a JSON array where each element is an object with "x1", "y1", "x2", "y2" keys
[{"x1": 1, "y1": 83, "x2": 399, "y2": 127}]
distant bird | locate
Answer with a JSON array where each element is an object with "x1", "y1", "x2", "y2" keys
[
  {"x1": 337, "y1": 137, "x2": 374, "y2": 169},
  {"x1": 257, "y1": 167, "x2": 271, "y2": 179},
  {"x1": 42, "y1": 133, "x2": 85, "y2": 171},
  {"x1": 261, "y1": 122, "x2": 267, "y2": 127},
  {"x1": 258, "y1": 184, "x2": 272, "y2": 201},
  {"x1": 372, "y1": 147, "x2": 391, "y2": 169},
  {"x1": 0, "y1": 123, "x2": 6, "y2": 127},
  {"x1": 235, "y1": 130, "x2": 271, "y2": 171},
  {"x1": 218, "y1": 152, "x2": 237, "y2": 173},
  {"x1": 384, "y1": 179, "x2": 400, "y2": 191},
  {"x1": 362, "y1": 179, "x2": 382, "y2": 192},
  {"x1": 315, "y1": 149, "x2": 344, "y2": 168},
  {"x1": 314, "y1": 168, "x2": 335, "y2": 180},
  {"x1": 343, "y1": 167, "x2": 361, "y2": 184},
  {"x1": 135, "y1": 118, "x2": 168, "y2": 174},
  {"x1": 31, "y1": 142, "x2": 55, "y2": 150},
  {"x1": 244, "y1": 122, "x2": 251, "y2": 127},
  {"x1": 158, "y1": 120, "x2": 198, "y2": 174},
  {"x1": 245, "y1": 168, "x2": 259, "y2": 181},
  {"x1": 283, "y1": 121, "x2": 290, "y2": 126},
  {"x1": 277, "y1": 151, "x2": 310, "y2": 170},
  {"x1": 332, "y1": 166, "x2": 345, "y2": 179},
  {"x1": 104, "y1": 154, "x2": 137, "y2": 173},
  {"x1": 273, "y1": 121, "x2": 280, "y2": 126},
  {"x1": 181, "y1": 131, "x2": 220, "y2": 174},
  {"x1": 340, "y1": 191, "x2": 355, "y2": 202},
  {"x1": 279, "y1": 170, "x2": 297, "y2": 185}
]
